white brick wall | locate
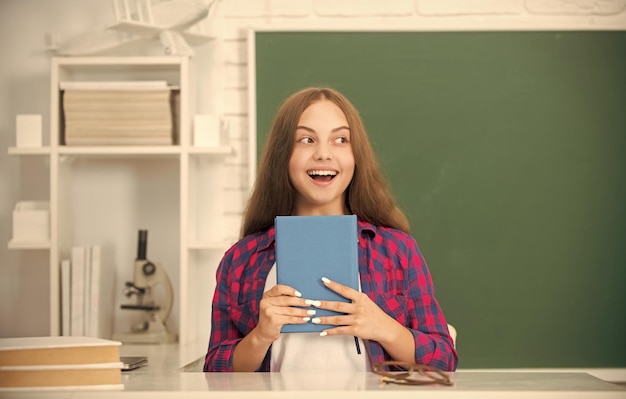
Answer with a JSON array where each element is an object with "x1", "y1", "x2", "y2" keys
[
  {"x1": 224, "y1": 115, "x2": 249, "y2": 140},
  {"x1": 222, "y1": 88, "x2": 248, "y2": 115},
  {"x1": 222, "y1": 39, "x2": 248, "y2": 64},
  {"x1": 417, "y1": 0, "x2": 523, "y2": 15},
  {"x1": 314, "y1": 0, "x2": 414, "y2": 16},
  {"x1": 211, "y1": 0, "x2": 626, "y2": 229},
  {"x1": 221, "y1": 0, "x2": 268, "y2": 17},
  {"x1": 224, "y1": 64, "x2": 247, "y2": 89},
  {"x1": 525, "y1": 0, "x2": 626, "y2": 15},
  {"x1": 270, "y1": 0, "x2": 313, "y2": 17}
]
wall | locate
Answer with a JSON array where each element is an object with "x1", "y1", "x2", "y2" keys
[{"x1": 1, "y1": 0, "x2": 624, "y2": 338}]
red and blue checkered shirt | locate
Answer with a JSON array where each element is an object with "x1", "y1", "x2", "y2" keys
[{"x1": 204, "y1": 219, "x2": 458, "y2": 372}]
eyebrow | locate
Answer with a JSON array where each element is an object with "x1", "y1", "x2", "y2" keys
[{"x1": 295, "y1": 125, "x2": 350, "y2": 133}]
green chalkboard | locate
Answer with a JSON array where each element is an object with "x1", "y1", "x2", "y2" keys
[{"x1": 253, "y1": 31, "x2": 626, "y2": 368}]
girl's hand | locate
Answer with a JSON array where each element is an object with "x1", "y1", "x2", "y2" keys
[
  {"x1": 310, "y1": 277, "x2": 398, "y2": 342},
  {"x1": 255, "y1": 284, "x2": 316, "y2": 344},
  {"x1": 233, "y1": 285, "x2": 316, "y2": 371}
]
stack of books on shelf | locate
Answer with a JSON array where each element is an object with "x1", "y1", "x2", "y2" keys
[
  {"x1": 60, "y1": 245, "x2": 116, "y2": 339},
  {"x1": 0, "y1": 336, "x2": 123, "y2": 391},
  {"x1": 60, "y1": 80, "x2": 178, "y2": 146}
]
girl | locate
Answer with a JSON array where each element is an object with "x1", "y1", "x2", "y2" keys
[{"x1": 204, "y1": 87, "x2": 458, "y2": 372}]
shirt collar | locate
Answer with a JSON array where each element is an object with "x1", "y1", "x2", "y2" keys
[
  {"x1": 357, "y1": 219, "x2": 377, "y2": 238},
  {"x1": 258, "y1": 225, "x2": 276, "y2": 251},
  {"x1": 259, "y1": 217, "x2": 377, "y2": 252}
]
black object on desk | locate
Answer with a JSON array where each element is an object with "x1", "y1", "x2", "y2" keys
[{"x1": 121, "y1": 356, "x2": 148, "y2": 371}]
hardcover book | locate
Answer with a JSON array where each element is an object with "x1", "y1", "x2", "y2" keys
[
  {"x1": 275, "y1": 215, "x2": 359, "y2": 333},
  {"x1": 0, "y1": 336, "x2": 123, "y2": 390}
]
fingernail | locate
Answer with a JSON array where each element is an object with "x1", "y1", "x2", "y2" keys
[
  {"x1": 302, "y1": 317, "x2": 311, "y2": 322},
  {"x1": 321, "y1": 277, "x2": 331, "y2": 284},
  {"x1": 320, "y1": 331, "x2": 328, "y2": 337},
  {"x1": 306, "y1": 310, "x2": 316, "y2": 315},
  {"x1": 305, "y1": 300, "x2": 322, "y2": 307},
  {"x1": 294, "y1": 290, "x2": 302, "y2": 297},
  {"x1": 312, "y1": 318, "x2": 321, "y2": 324}
]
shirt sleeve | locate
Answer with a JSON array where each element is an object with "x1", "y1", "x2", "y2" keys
[
  {"x1": 405, "y1": 236, "x2": 459, "y2": 371},
  {"x1": 203, "y1": 250, "x2": 241, "y2": 372}
]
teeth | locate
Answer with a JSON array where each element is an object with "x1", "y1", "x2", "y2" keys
[{"x1": 308, "y1": 170, "x2": 337, "y2": 176}]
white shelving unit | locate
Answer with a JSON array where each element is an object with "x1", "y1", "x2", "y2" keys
[{"x1": 8, "y1": 56, "x2": 232, "y2": 355}]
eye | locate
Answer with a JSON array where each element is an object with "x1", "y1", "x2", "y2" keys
[
  {"x1": 297, "y1": 136, "x2": 314, "y2": 144},
  {"x1": 334, "y1": 136, "x2": 349, "y2": 144}
]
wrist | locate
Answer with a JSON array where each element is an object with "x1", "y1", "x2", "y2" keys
[
  {"x1": 376, "y1": 320, "x2": 416, "y2": 364},
  {"x1": 232, "y1": 327, "x2": 275, "y2": 372},
  {"x1": 249, "y1": 326, "x2": 277, "y2": 349}
]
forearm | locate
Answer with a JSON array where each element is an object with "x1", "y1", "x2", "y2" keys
[
  {"x1": 376, "y1": 318, "x2": 416, "y2": 364},
  {"x1": 232, "y1": 327, "x2": 273, "y2": 372}
]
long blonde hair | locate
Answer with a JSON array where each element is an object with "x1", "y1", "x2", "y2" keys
[{"x1": 241, "y1": 87, "x2": 409, "y2": 237}]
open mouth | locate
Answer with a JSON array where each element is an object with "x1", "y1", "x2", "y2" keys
[{"x1": 307, "y1": 169, "x2": 337, "y2": 183}]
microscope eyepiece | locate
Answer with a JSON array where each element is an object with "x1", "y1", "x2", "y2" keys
[{"x1": 137, "y1": 229, "x2": 148, "y2": 260}]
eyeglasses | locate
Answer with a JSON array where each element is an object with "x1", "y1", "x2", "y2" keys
[{"x1": 372, "y1": 361, "x2": 453, "y2": 386}]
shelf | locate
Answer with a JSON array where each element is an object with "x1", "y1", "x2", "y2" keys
[
  {"x1": 187, "y1": 146, "x2": 233, "y2": 156},
  {"x1": 54, "y1": 56, "x2": 188, "y2": 67},
  {"x1": 8, "y1": 239, "x2": 51, "y2": 250},
  {"x1": 58, "y1": 146, "x2": 181, "y2": 156},
  {"x1": 13, "y1": 55, "x2": 229, "y2": 346},
  {"x1": 7, "y1": 146, "x2": 235, "y2": 157},
  {"x1": 8, "y1": 147, "x2": 51, "y2": 155},
  {"x1": 52, "y1": 146, "x2": 234, "y2": 158}
]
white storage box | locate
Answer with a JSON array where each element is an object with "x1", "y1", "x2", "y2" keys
[
  {"x1": 12, "y1": 201, "x2": 50, "y2": 242},
  {"x1": 16, "y1": 114, "x2": 43, "y2": 147},
  {"x1": 194, "y1": 114, "x2": 230, "y2": 147}
]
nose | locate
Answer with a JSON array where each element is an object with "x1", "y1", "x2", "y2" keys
[{"x1": 313, "y1": 143, "x2": 332, "y2": 160}]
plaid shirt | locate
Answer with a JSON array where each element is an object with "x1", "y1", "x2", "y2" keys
[{"x1": 204, "y1": 220, "x2": 458, "y2": 372}]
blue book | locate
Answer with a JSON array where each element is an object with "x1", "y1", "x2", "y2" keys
[{"x1": 275, "y1": 215, "x2": 359, "y2": 333}]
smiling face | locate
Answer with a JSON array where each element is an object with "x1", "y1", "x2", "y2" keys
[{"x1": 288, "y1": 99, "x2": 356, "y2": 216}]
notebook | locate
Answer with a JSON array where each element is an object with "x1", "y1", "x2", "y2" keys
[{"x1": 275, "y1": 215, "x2": 359, "y2": 333}]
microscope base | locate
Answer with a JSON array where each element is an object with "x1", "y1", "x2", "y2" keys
[{"x1": 114, "y1": 316, "x2": 177, "y2": 344}]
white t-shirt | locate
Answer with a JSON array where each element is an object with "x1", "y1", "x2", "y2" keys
[{"x1": 264, "y1": 264, "x2": 370, "y2": 372}]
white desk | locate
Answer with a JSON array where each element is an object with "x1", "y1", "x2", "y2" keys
[
  {"x1": 2, "y1": 343, "x2": 625, "y2": 398},
  {"x1": 4, "y1": 371, "x2": 625, "y2": 399}
]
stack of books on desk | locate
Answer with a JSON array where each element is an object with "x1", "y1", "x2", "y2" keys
[
  {"x1": 60, "y1": 80, "x2": 178, "y2": 146},
  {"x1": 0, "y1": 336, "x2": 123, "y2": 391}
]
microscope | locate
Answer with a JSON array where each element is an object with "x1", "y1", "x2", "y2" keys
[{"x1": 114, "y1": 230, "x2": 177, "y2": 344}]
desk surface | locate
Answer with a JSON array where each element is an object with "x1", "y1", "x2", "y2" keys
[
  {"x1": 2, "y1": 343, "x2": 625, "y2": 398},
  {"x1": 3, "y1": 371, "x2": 625, "y2": 399}
]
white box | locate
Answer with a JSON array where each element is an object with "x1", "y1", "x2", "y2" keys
[
  {"x1": 13, "y1": 201, "x2": 50, "y2": 242},
  {"x1": 16, "y1": 114, "x2": 43, "y2": 147},
  {"x1": 194, "y1": 114, "x2": 220, "y2": 147}
]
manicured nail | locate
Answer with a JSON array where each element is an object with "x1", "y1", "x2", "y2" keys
[
  {"x1": 302, "y1": 317, "x2": 311, "y2": 322},
  {"x1": 305, "y1": 299, "x2": 322, "y2": 307},
  {"x1": 320, "y1": 331, "x2": 328, "y2": 337},
  {"x1": 312, "y1": 318, "x2": 321, "y2": 324},
  {"x1": 294, "y1": 290, "x2": 302, "y2": 297},
  {"x1": 321, "y1": 277, "x2": 331, "y2": 284},
  {"x1": 306, "y1": 310, "x2": 316, "y2": 315}
]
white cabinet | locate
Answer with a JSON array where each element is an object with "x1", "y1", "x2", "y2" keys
[{"x1": 8, "y1": 56, "x2": 232, "y2": 356}]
